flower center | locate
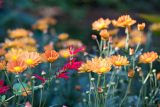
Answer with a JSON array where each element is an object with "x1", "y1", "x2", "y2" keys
[
  {"x1": 26, "y1": 59, "x2": 33, "y2": 65},
  {"x1": 145, "y1": 57, "x2": 152, "y2": 63},
  {"x1": 12, "y1": 56, "x2": 17, "y2": 60},
  {"x1": 115, "y1": 61, "x2": 122, "y2": 66},
  {"x1": 14, "y1": 66, "x2": 22, "y2": 72},
  {"x1": 99, "y1": 67, "x2": 107, "y2": 73}
]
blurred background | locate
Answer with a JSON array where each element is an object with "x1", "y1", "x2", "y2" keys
[{"x1": 0, "y1": 0, "x2": 160, "y2": 43}]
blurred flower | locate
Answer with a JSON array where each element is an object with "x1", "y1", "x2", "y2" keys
[
  {"x1": 58, "y1": 33, "x2": 69, "y2": 40},
  {"x1": 43, "y1": 42, "x2": 53, "y2": 51},
  {"x1": 0, "y1": 48, "x2": 6, "y2": 57},
  {"x1": 56, "y1": 39, "x2": 83, "y2": 48},
  {"x1": 112, "y1": 37, "x2": 126, "y2": 48},
  {"x1": 128, "y1": 69, "x2": 135, "y2": 78},
  {"x1": 69, "y1": 46, "x2": 85, "y2": 56},
  {"x1": 99, "y1": 29, "x2": 110, "y2": 40},
  {"x1": 8, "y1": 28, "x2": 31, "y2": 39},
  {"x1": 56, "y1": 72, "x2": 69, "y2": 80},
  {"x1": 0, "y1": 60, "x2": 6, "y2": 70},
  {"x1": 20, "y1": 51, "x2": 41, "y2": 68},
  {"x1": 32, "y1": 17, "x2": 56, "y2": 32},
  {"x1": 43, "y1": 50, "x2": 59, "y2": 63},
  {"x1": 92, "y1": 18, "x2": 111, "y2": 31},
  {"x1": 21, "y1": 87, "x2": 31, "y2": 97},
  {"x1": 17, "y1": 37, "x2": 36, "y2": 46},
  {"x1": 137, "y1": 23, "x2": 145, "y2": 31},
  {"x1": 129, "y1": 48, "x2": 134, "y2": 55},
  {"x1": 139, "y1": 51, "x2": 158, "y2": 63},
  {"x1": 157, "y1": 72, "x2": 160, "y2": 80},
  {"x1": 98, "y1": 87, "x2": 103, "y2": 93},
  {"x1": 0, "y1": 80, "x2": 9, "y2": 94},
  {"x1": 5, "y1": 48, "x2": 23, "y2": 61},
  {"x1": 111, "y1": 55, "x2": 129, "y2": 67},
  {"x1": 3, "y1": 39, "x2": 25, "y2": 49},
  {"x1": 25, "y1": 101, "x2": 32, "y2": 107},
  {"x1": 79, "y1": 57, "x2": 112, "y2": 74},
  {"x1": 149, "y1": 23, "x2": 160, "y2": 32},
  {"x1": 7, "y1": 60, "x2": 27, "y2": 74},
  {"x1": 108, "y1": 29, "x2": 119, "y2": 36},
  {"x1": 33, "y1": 74, "x2": 46, "y2": 83},
  {"x1": 59, "y1": 49, "x2": 71, "y2": 58},
  {"x1": 112, "y1": 15, "x2": 136, "y2": 27}
]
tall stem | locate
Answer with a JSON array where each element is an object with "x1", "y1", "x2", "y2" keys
[{"x1": 125, "y1": 27, "x2": 130, "y2": 51}]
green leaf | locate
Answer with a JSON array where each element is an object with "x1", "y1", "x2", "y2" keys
[
  {"x1": 13, "y1": 82, "x2": 28, "y2": 95},
  {"x1": 139, "y1": 14, "x2": 160, "y2": 23},
  {"x1": 1, "y1": 95, "x2": 6, "y2": 102}
]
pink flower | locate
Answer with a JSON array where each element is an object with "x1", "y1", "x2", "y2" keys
[
  {"x1": 69, "y1": 46, "x2": 85, "y2": 55},
  {"x1": 0, "y1": 80, "x2": 9, "y2": 94},
  {"x1": 25, "y1": 101, "x2": 32, "y2": 107},
  {"x1": 33, "y1": 74, "x2": 46, "y2": 83},
  {"x1": 56, "y1": 72, "x2": 69, "y2": 80}
]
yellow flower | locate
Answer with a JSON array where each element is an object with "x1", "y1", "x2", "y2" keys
[
  {"x1": 5, "y1": 48, "x2": 23, "y2": 61},
  {"x1": 8, "y1": 28, "x2": 31, "y2": 39},
  {"x1": 137, "y1": 23, "x2": 145, "y2": 31},
  {"x1": 112, "y1": 37, "x2": 126, "y2": 48},
  {"x1": 58, "y1": 33, "x2": 69, "y2": 41},
  {"x1": 139, "y1": 51, "x2": 158, "y2": 63},
  {"x1": 78, "y1": 57, "x2": 112, "y2": 74},
  {"x1": 0, "y1": 60, "x2": 6, "y2": 70},
  {"x1": 108, "y1": 28, "x2": 119, "y2": 36},
  {"x1": 92, "y1": 18, "x2": 111, "y2": 31},
  {"x1": 111, "y1": 55, "x2": 129, "y2": 67},
  {"x1": 17, "y1": 37, "x2": 36, "y2": 46},
  {"x1": 99, "y1": 29, "x2": 110, "y2": 40},
  {"x1": 3, "y1": 39, "x2": 25, "y2": 49},
  {"x1": 149, "y1": 23, "x2": 160, "y2": 31},
  {"x1": 7, "y1": 60, "x2": 27, "y2": 74},
  {"x1": 20, "y1": 51, "x2": 41, "y2": 68},
  {"x1": 112, "y1": 15, "x2": 136, "y2": 27},
  {"x1": 59, "y1": 49, "x2": 71, "y2": 58}
]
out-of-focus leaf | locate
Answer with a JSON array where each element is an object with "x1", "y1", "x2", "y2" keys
[
  {"x1": 139, "y1": 14, "x2": 160, "y2": 23},
  {"x1": 13, "y1": 82, "x2": 28, "y2": 95}
]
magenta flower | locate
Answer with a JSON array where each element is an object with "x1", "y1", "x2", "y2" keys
[
  {"x1": 56, "y1": 72, "x2": 69, "y2": 80},
  {"x1": 33, "y1": 74, "x2": 46, "y2": 83},
  {"x1": 0, "y1": 80, "x2": 9, "y2": 94},
  {"x1": 69, "y1": 46, "x2": 85, "y2": 55}
]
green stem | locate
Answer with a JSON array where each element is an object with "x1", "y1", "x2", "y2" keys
[
  {"x1": 125, "y1": 27, "x2": 130, "y2": 51},
  {"x1": 32, "y1": 79, "x2": 35, "y2": 106},
  {"x1": 5, "y1": 95, "x2": 16, "y2": 102},
  {"x1": 119, "y1": 78, "x2": 132, "y2": 107},
  {"x1": 4, "y1": 70, "x2": 12, "y2": 87},
  {"x1": 39, "y1": 88, "x2": 43, "y2": 107}
]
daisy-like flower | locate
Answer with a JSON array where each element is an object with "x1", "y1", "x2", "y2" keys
[
  {"x1": 79, "y1": 57, "x2": 112, "y2": 74},
  {"x1": 8, "y1": 28, "x2": 31, "y2": 39},
  {"x1": 92, "y1": 18, "x2": 111, "y2": 31},
  {"x1": 139, "y1": 51, "x2": 158, "y2": 63},
  {"x1": 112, "y1": 15, "x2": 136, "y2": 27},
  {"x1": 43, "y1": 42, "x2": 53, "y2": 51},
  {"x1": 0, "y1": 48, "x2": 6, "y2": 57},
  {"x1": 112, "y1": 37, "x2": 126, "y2": 48},
  {"x1": 58, "y1": 33, "x2": 69, "y2": 41},
  {"x1": 3, "y1": 39, "x2": 25, "y2": 49},
  {"x1": 43, "y1": 50, "x2": 59, "y2": 63},
  {"x1": 99, "y1": 29, "x2": 110, "y2": 40},
  {"x1": 0, "y1": 80, "x2": 10, "y2": 94},
  {"x1": 5, "y1": 48, "x2": 24, "y2": 61},
  {"x1": 149, "y1": 23, "x2": 160, "y2": 32},
  {"x1": 110, "y1": 55, "x2": 129, "y2": 67},
  {"x1": 17, "y1": 37, "x2": 36, "y2": 46},
  {"x1": 7, "y1": 60, "x2": 27, "y2": 74},
  {"x1": 137, "y1": 23, "x2": 145, "y2": 31},
  {"x1": 0, "y1": 60, "x2": 6, "y2": 71},
  {"x1": 20, "y1": 51, "x2": 41, "y2": 68}
]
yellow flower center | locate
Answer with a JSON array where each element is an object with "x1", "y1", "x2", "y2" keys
[
  {"x1": 12, "y1": 56, "x2": 17, "y2": 60},
  {"x1": 14, "y1": 66, "x2": 22, "y2": 72},
  {"x1": 62, "y1": 53, "x2": 70, "y2": 58},
  {"x1": 99, "y1": 67, "x2": 107, "y2": 73},
  {"x1": 26, "y1": 59, "x2": 34, "y2": 65},
  {"x1": 115, "y1": 61, "x2": 122, "y2": 66},
  {"x1": 145, "y1": 57, "x2": 152, "y2": 63}
]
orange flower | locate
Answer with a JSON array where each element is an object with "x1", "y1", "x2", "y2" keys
[
  {"x1": 0, "y1": 48, "x2": 6, "y2": 57},
  {"x1": 128, "y1": 69, "x2": 135, "y2": 78},
  {"x1": 157, "y1": 72, "x2": 160, "y2": 80},
  {"x1": 21, "y1": 87, "x2": 31, "y2": 96},
  {"x1": 112, "y1": 15, "x2": 136, "y2": 27},
  {"x1": 3, "y1": 39, "x2": 25, "y2": 49},
  {"x1": 43, "y1": 50, "x2": 59, "y2": 63},
  {"x1": 32, "y1": 17, "x2": 56, "y2": 32},
  {"x1": 112, "y1": 37, "x2": 126, "y2": 48},
  {"x1": 111, "y1": 55, "x2": 129, "y2": 67},
  {"x1": 79, "y1": 57, "x2": 112, "y2": 74},
  {"x1": 8, "y1": 28, "x2": 31, "y2": 39},
  {"x1": 18, "y1": 37, "x2": 36, "y2": 46},
  {"x1": 99, "y1": 29, "x2": 110, "y2": 40},
  {"x1": 139, "y1": 51, "x2": 158, "y2": 63},
  {"x1": 58, "y1": 33, "x2": 69, "y2": 41},
  {"x1": 20, "y1": 52, "x2": 41, "y2": 68},
  {"x1": 0, "y1": 60, "x2": 6, "y2": 70},
  {"x1": 137, "y1": 23, "x2": 145, "y2": 31},
  {"x1": 92, "y1": 18, "x2": 111, "y2": 31},
  {"x1": 7, "y1": 60, "x2": 27, "y2": 74},
  {"x1": 5, "y1": 48, "x2": 23, "y2": 61}
]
